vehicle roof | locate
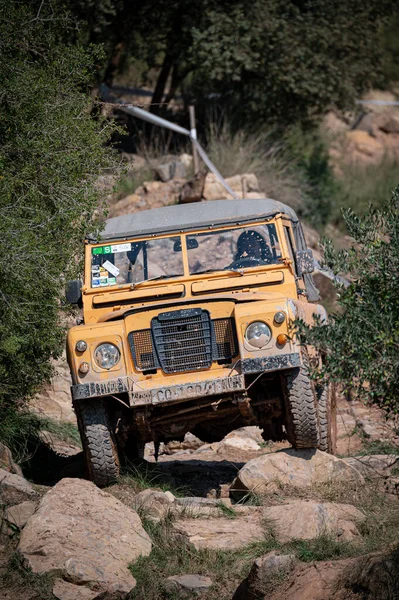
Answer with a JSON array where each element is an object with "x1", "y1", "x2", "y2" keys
[{"x1": 97, "y1": 198, "x2": 299, "y2": 242}]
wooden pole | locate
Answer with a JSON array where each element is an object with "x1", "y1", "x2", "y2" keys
[{"x1": 189, "y1": 105, "x2": 199, "y2": 175}]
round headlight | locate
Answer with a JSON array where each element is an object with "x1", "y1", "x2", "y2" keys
[
  {"x1": 274, "y1": 311, "x2": 286, "y2": 324},
  {"x1": 94, "y1": 343, "x2": 120, "y2": 370},
  {"x1": 76, "y1": 340, "x2": 87, "y2": 352},
  {"x1": 245, "y1": 321, "x2": 272, "y2": 348}
]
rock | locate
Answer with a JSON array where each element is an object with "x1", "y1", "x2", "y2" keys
[
  {"x1": 352, "y1": 113, "x2": 376, "y2": 135},
  {"x1": 5, "y1": 500, "x2": 37, "y2": 530},
  {"x1": 231, "y1": 449, "x2": 363, "y2": 499},
  {"x1": 0, "y1": 469, "x2": 38, "y2": 506},
  {"x1": 202, "y1": 173, "x2": 260, "y2": 201},
  {"x1": 175, "y1": 497, "x2": 231, "y2": 508},
  {"x1": 172, "y1": 513, "x2": 263, "y2": 550},
  {"x1": 179, "y1": 171, "x2": 206, "y2": 204},
  {"x1": 163, "y1": 433, "x2": 204, "y2": 455},
  {"x1": 53, "y1": 579, "x2": 97, "y2": 600},
  {"x1": 18, "y1": 478, "x2": 151, "y2": 597},
  {"x1": 165, "y1": 574, "x2": 213, "y2": 597},
  {"x1": 0, "y1": 442, "x2": 22, "y2": 476},
  {"x1": 31, "y1": 356, "x2": 76, "y2": 424},
  {"x1": 120, "y1": 153, "x2": 147, "y2": 170},
  {"x1": 38, "y1": 430, "x2": 81, "y2": 457},
  {"x1": 179, "y1": 153, "x2": 193, "y2": 169},
  {"x1": 342, "y1": 454, "x2": 399, "y2": 478},
  {"x1": 132, "y1": 488, "x2": 175, "y2": 522},
  {"x1": 233, "y1": 551, "x2": 296, "y2": 600},
  {"x1": 263, "y1": 500, "x2": 365, "y2": 543},
  {"x1": 268, "y1": 557, "x2": 357, "y2": 600},
  {"x1": 384, "y1": 476, "x2": 399, "y2": 496},
  {"x1": 219, "y1": 429, "x2": 261, "y2": 452},
  {"x1": 155, "y1": 160, "x2": 186, "y2": 182},
  {"x1": 345, "y1": 130, "x2": 385, "y2": 163},
  {"x1": 322, "y1": 111, "x2": 349, "y2": 134},
  {"x1": 375, "y1": 113, "x2": 399, "y2": 134},
  {"x1": 109, "y1": 193, "x2": 142, "y2": 217}
]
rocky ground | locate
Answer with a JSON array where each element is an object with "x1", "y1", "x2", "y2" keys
[{"x1": 1, "y1": 390, "x2": 399, "y2": 600}]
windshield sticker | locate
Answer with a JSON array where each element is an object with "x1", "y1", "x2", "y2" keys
[
  {"x1": 92, "y1": 243, "x2": 131, "y2": 255},
  {"x1": 107, "y1": 277, "x2": 117, "y2": 286},
  {"x1": 111, "y1": 243, "x2": 131, "y2": 253},
  {"x1": 92, "y1": 278, "x2": 100, "y2": 287},
  {"x1": 102, "y1": 260, "x2": 120, "y2": 277},
  {"x1": 100, "y1": 278, "x2": 108, "y2": 286}
]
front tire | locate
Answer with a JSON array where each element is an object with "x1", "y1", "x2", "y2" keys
[
  {"x1": 282, "y1": 361, "x2": 319, "y2": 449},
  {"x1": 75, "y1": 399, "x2": 120, "y2": 487}
]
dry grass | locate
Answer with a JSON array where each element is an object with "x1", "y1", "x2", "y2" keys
[{"x1": 205, "y1": 122, "x2": 308, "y2": 212}]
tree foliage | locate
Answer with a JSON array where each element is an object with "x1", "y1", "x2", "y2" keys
[
  {"x1": 0, "y1": 1, "x2": 117, "y2": 411},
  {"x1": 70, "y1": 0, "x2": 396, "y2": 126},
  {"x1": 298, "y1": 187, "x2": 399, "y2": 414}
]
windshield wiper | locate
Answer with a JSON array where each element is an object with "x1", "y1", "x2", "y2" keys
[
  {"x1": 130, "y1": 274, "x2": 178, "y2": 289},
  {"x1": 197, "y1": 268, "x2": 245, "y2": 276}
]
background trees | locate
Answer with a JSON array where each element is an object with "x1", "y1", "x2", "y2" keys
[{"x1": 68, "y1": 0, "x2": 396, "y2": 126}]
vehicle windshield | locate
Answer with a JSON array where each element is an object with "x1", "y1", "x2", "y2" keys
[
  {"x1": 187, "y1": 223, "x2": 281, "y2": 275},
  {"x1": 90, "y1": 236, "x2": 184, "y2": 288}
]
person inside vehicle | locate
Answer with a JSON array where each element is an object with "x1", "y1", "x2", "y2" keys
[{"x1": 231, "y1": 230, "x2": 272, "y2": 267}]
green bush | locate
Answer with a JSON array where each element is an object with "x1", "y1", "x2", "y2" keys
[
  {"x1": 0, "y1": 3, "x2": 118, "y2": 425},
  {"x1": 298, "y1": 186, "x2": 399, "y2": 414}
]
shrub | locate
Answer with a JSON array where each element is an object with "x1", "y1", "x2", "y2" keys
[
  {"x1": 298, "y1": 186, "x2": 399, "y2": 414},
  {"x1": 0, "y1": 3, "x2": 118, "y2": 426}
]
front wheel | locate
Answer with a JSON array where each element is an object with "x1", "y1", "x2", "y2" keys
[
  {"x1": 75, "y1": 399, "x2": 120, "y2": 487},
  {"x1": 317, "y1": 381, "x2": 337, "y2": 454},
  {"x1": 282, "y1": 362, "x2": 319, "y2": 449}
]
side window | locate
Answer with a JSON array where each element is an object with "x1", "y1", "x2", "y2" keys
[{"x1": 284, "y1": 225, "x2": 297, "y2": 275}]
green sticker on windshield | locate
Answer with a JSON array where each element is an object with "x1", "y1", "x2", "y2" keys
[{"x1": 92, "y1": 245, "x2": 112, "y2": 255}]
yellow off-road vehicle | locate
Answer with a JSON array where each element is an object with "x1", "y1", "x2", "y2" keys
[{"x1": 66, "y1": 199, "x2": 336, "y2": 486}]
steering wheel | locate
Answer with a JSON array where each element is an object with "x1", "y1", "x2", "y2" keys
[{"x1": 228, "y1": 256, "x2": 264, "y2": 269}]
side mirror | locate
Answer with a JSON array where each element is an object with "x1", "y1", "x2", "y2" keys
[
  {"x1": 66, "y1": 280, "x2": 82, "y2": 305},
  {"x1": 295, "y1": 249, "x2": 315, "y2": 276}
]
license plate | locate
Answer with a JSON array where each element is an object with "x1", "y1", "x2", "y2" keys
[{"x1": 132, "y1": 374, "x2": 245, "y2": 405}]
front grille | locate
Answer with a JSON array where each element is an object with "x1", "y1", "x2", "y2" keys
[
  {"x1": 152, "y1": 308, "x2": 212, "y2": 373},
  {"x1": 129, "y1": 310, "x2": 238, "y2": 373}
]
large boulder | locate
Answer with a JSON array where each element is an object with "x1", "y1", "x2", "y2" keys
[
  {"x1": 0, "y1": 468, "x2": 38, "y2": 506},
  {"x1": 263, "y1": 500, "x2": 365, "y2": 543},
  {"x1": 18, "y1": 478, "x2": 152, "y2": 599},
  {"x1": 231, "y1": 449, "x2": 363, "y2": 499}
]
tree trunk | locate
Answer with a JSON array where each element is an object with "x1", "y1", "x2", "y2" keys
[
  {"x1": 150, "y1": 53, "x2": 173, "y2": 113},
  {"x1": 104, "y1": 41, "x2": 125, "y2": 87}
]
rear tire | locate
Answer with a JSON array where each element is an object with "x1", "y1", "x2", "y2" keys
[
  {"x1": 75, "y1": 399, "x2": 120, "y2": 487},
  {"x1": 282, "y1": 361, "x2": 319, "y2": 449},
  {"x1": 317, "y1": 382, "x2": 337, "y2": 454}
]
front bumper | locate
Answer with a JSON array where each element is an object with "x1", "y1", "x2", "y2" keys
[{"x1": 71, "y1": 352, "x2": 301, "y2": 405}]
